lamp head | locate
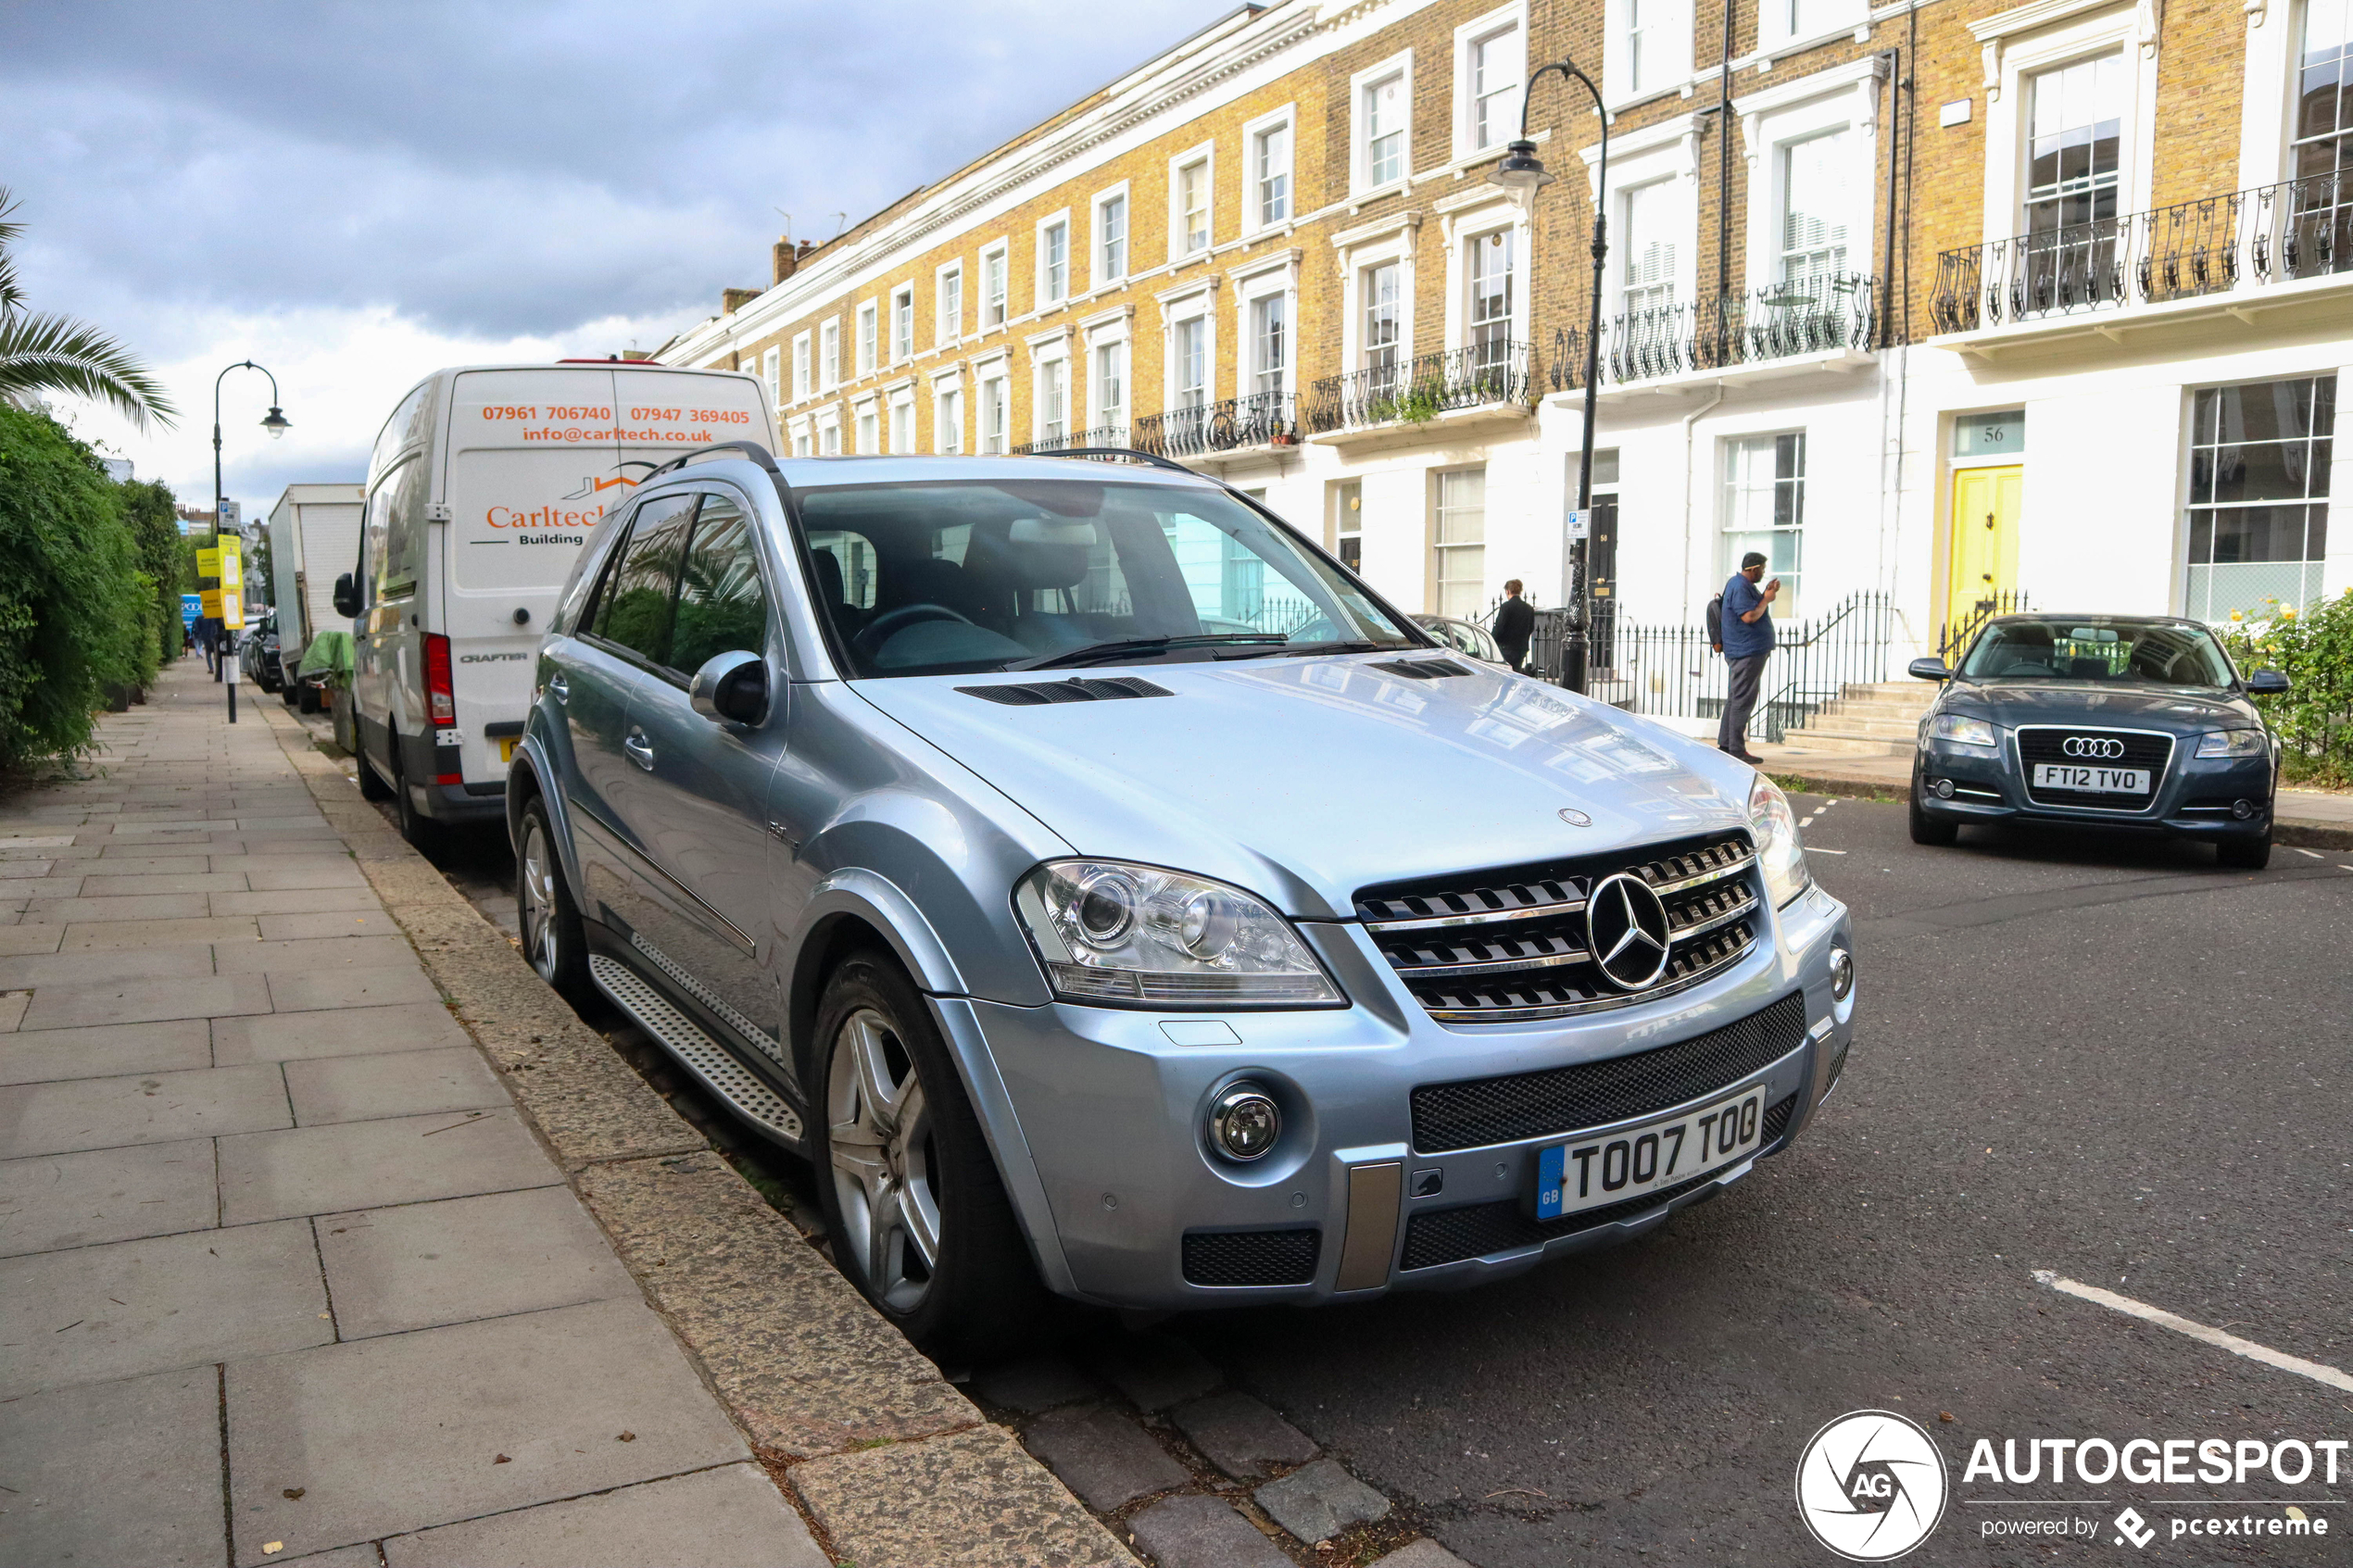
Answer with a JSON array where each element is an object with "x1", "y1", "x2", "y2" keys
[
  {"x1": 261, "y1": 407, "x2": 291, "y2": 440},
  {"x1": 1487, "y1": 140, "x2": 1555, "y2": 203}
]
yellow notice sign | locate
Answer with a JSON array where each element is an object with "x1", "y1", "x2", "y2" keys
[
  {"x1": 220, "y1": 552, "x2": 242, "y2": 592},
  {"x1": 219, "y1": 587, "x2": 244, "y2": 630},
  {"x1": 200, "y1": 589, "x2": 223, "y2": 618},
  {"x1": 197, "y1": 547, "x2": 221, "y2": 579}
]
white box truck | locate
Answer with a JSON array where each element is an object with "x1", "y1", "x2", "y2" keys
[
  {"x1": 266, "y1": 483, "x2": 366, "y2": 711},
  {"x1": 333, "y1": 360, "x2": 779, "y2": 846}
]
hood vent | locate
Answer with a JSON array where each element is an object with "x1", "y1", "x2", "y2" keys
[
  {"x1": 957, "y1": 676, "x2": 1175, "y2": 707},
  {"x1": 1369, "y1": 659, "x2": 1476, "y2": 681}
]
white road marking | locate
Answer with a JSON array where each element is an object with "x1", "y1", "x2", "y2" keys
[
  {"x1": 2293, "y1": 847, "x2": 2324, "y2": 859},
  {"x1": 2032, "y1": 1271, "x2": 2353, "y2": 1395},
  {"x1": 1808, "y1": 847, "x2": 1849, "y2": 854}
]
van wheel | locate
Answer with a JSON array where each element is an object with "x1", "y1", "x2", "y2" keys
[
  {"x1": 392, "y1": 742, "x2": 443, "y2": 853},
  {"x1": 813, "y1": 950, "x2": 1046, "y2": 1362},
  {"x1": 516, "y1": 797, "x2": 590, "y2": 1004}
]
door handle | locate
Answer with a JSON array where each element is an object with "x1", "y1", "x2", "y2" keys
[
  {"x1": 623, "y1": 731, "x2": 655, "y2": 771},
  {"x1": 547, "y1": 672, "x2": 569, "y2": 704}
]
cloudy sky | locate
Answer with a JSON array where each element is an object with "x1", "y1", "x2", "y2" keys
[{"x1": 3, "y1": 0, "x2": 1228, "y2": 521}]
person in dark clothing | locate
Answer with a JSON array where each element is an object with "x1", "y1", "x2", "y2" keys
[
  {"x1": 1491, "y1": 578, "x2": 1535, "y2": 672},
  {"x1": 1717, "y1": 551, "x2": 1779, "y2": 763},
  {"x1": 195, "y1": 616, "x2": 220, "y2": 674}
]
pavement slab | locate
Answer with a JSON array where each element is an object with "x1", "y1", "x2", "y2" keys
[
  {"x1": 265, "y1": 963, "x2": 441, "y2": 1013},
  {"x1": 257, "y1": 908, "x2": 404, "y2": 941},
  {"x1": 1367, "y1": 1540, "x2": 1475, "y2": 1567},
  {"x1": 379, "y1": 1462, "x2": 825, "y2": 1568},
  {"x1": 214, "y1": 934, "x2": 419, "y2": 975},
  {"x1": 0, "y1": 1137, "x2": 217, "y2": 1257},
  {"x1": 17, "y1": 971, "x2": 272, "y2": 1030},
  {"x1": 211, "y1": 886, "x2": 386, "y2": 916},
  {"x1": 213, "y1": 1000, "x2": 472, "y2": 1064},
  {"x1": 1167, "y1": 1389, "x2": 1319, "y2": 1481},
  {"x1": 283, "y1": 1046, "x2": 509, "y2": 1125},
  {"x1": 0, "y1": 944, "x2": 218, "y2": 990},
  {"x1": 316, "y1": 1185, "x2": 637, "y2": 1338},
  {"x1": 0, "y1": 924, "x2": 65, "y2": 955},
  {"x1": 1252, "y1": 1459, "x2": 1392, "y2": 1545},
  {"x1": 792, "y1": 1424, "x2": 1140, "y2": 1568},
  {"x1": 62, "y1": 914, "x2": 264, "y2": 947},
  {"x1": 217, "y1": 1107, "x2": 558, "y2": 1224},
  {"x1": 0, "y1": 1218, "x2": 331, "y2": 1397},
  {"x1": 0, "y1": 1366, "x2": 225, "y2": 1568},
  {"x1": 0, "y1": 1061, "x2": 291, "y2": 1158},
  {"x1": 1020, "y1": 1403, "x2": 1190, "y2": 1512},
  {"x1": 0, "y1": 1016, "x2": 210, "y2": 1085},
  {"x1": 1126, "y1": 1494, "x2": 1294, "y2": 1568},
  {"x1": 223, "y1": 1297, "x2": 750, "y2": 1564},
  {"x1": 21, "y1": 892, "x2": 213, "y2": 923}
]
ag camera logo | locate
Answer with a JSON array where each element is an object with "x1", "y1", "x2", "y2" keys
[{"x1": 1796, "y1": 1411, "x2": 1950, "y2": 1561}]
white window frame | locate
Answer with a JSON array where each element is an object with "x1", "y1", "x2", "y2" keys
[
  {"x1": 1090, "y1": 334, "x2": 1130, "y2": 440},
  {"x1": 1169, "y1": 143, "x2": 1215, "y2": 263},
  {"x1": 1030, "y1": 344, "x2": 1070, "y2": 446},
  {"x1": 1603, "y1": 0, "x2": 1692, "y2": 109},
  {"x1": 975, "y1": 367, "x2": 1010, "y2": 454},
  {"x1": 855, "y1": 301, "x2": 878, "y2": 376},
  {"x1": 1036, "y1": 210, "x2": 1072, "y2": 308},
  {"x1": 1243, "y1": 107, "x2": 1297, "y2": 234},
  {"x1": 819, "y1": 318, "x2": 840, "y2": 392},
  {"x1": 787, "y1": 415, "x2": 813, "y2": 458},
  {"x1": 1431, "y1": 466, "x2": 1490, "y2": 618},
  {"x1": 1092, "y1": 183, "x2": 1130, "y2": 284},
  {"x1": 791, "y1": 332, "x2": 812, "y2": 403},
  {"x1": 1580, "y1": 117, "x2": 1700, "y2": 320},
  {"x1": 887, "y1": 386, "x2": 915, "y2": 454},
  {"x1": 979, "y1": 240, "x2": 1011, "y2": 330},
  {"x1": 852, "y1": 395, "x2": 880, "y2": 455},
  {"x1": 1159, "y1": 282, "x2": 1218, "y2": 414},
  {"x1": 1453, "y1": 4, "x2": 1528, "y2": 162},
  {"x1": 935, "y1": 260, "x2": 963, "y2": 348},
  {"x1": 1970, "y1": 6, "x2": 2157, "y2": 243},
  {"x1": 760, "y1": 345, "x2": 781, "y2": 408},
  {"x1": 890, "y1": 283, "x2": 915, "y2": 363},
  {"x1": 817, "y1": 408, "x2": 842, "y2": 457},
  {"x1": 1352, "y1": 52, "x2": 1416, "y2": 195},
  {"x1": 1759, "y1": 0, "x2": 1867, "y2": 54},
  {"x1": 1737, "y1": 83, "x2": 1872, "y2": 300},
  {"x1": 931, "y1": 370, "x2": 964, "y2": 456},
  {"x1": 1445, "y1": 201, "x2": 1527, "y2": 354}
]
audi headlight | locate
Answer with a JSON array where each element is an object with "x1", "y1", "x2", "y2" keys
[
  {"x1": 1747, "y1": 773, "x2": 1811, "y2": 909},
  {"x1": 1927, "y1": 713, "x2": 2000, "y2": 750},
  {"x1": 1014, "y1": 860, "x2": 1343, "y2": 1007},
  {"x1": 2194, "y1": 728, "x2": 2268, "y2": 759}
]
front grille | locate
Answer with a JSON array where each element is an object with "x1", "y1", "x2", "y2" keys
[
  {"x1": 1182, "y1": 1228, "x2": 1321, "y2": 1286},
  {"x1": 1409, "y1": 992, "x2": 1807, "y2": 1152},
  {"x1": 2016, "y1": 727, "x2": 2174, "y2": 809},
  {"x1": 1357, "y1": 831, "x2": 1760, "y2": 1024},
  {"x1": 1400, "y1": 1096, "x2": 1795, "y2": 1270}
]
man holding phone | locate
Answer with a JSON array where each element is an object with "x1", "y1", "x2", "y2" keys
[{"x1": 1717, "y1": 551, "x2": 1778, "y2": 763}]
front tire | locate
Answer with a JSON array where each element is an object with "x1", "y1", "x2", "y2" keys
[
  {"x1": 812, "y1": 950, "x2": 1045, "y2": 1361},
  {"x1": 1908, "y1": 763, "x2": 1958, "y2": 847},
  {"x1": 2216, "y1": 830, "x2": 2271, "y2": 870},
  {"x1": 515, "y1": 797, "x2": 591, "y2": 1004}
]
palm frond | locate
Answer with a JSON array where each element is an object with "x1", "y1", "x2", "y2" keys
[
  {"x1": 0, "y1": 187, "x2": 22, "y2": 320},
  {"x1": 0, "y1": 311, "x2": 180, "y2": 430}
]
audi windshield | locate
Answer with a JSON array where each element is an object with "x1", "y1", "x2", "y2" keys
[
  {"x1": 791, "y1": 479, "x2": 1419, "y2": 678},
  {"x1": 1957, "y1": 617, "x2": 2239, "y2": 689}
]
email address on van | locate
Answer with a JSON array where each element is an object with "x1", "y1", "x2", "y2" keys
[{"x1": 519, "y1": 425, "x2": 740, "y2": 444}]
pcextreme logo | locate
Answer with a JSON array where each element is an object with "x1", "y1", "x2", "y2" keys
[{"x1": 1796, "y1": 1411, "x2": 1951, "y2": 1562}]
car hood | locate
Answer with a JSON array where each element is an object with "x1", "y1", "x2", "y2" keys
[
  {"x1": 1951, "y1": 682, "x2": 2258, "y2": 732},
  {"x1": 850, "y1": 655, "x2": 1754, "y2": 920}
]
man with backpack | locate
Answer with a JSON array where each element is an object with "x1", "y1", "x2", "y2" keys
[
  {"x1": 1491, "y1": 579, "x2": 1535, "y2": 672},
  {"x1": 1715, "y1": 551, "x2": 1779, "y2": 764}
]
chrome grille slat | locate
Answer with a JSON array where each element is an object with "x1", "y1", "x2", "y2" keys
[{"x1": 1365, "y1": 896, "x2": 1588, "y2": 935}]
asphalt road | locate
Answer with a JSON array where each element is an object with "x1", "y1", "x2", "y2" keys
[
  {"x1": 393, "y1": 760, "x2": 2351, "y2": 1566},
  {"x1": 1176, "y1": 799, "x2": 2353, "y2": 1567}
]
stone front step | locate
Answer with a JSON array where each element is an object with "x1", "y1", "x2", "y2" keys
[
  {"x1": 1777, "y1": 729, "x2": 1908, "y2": 757},
  {"x1": 1798, "y1": 712, "x2": 1922, "y2": 738}
]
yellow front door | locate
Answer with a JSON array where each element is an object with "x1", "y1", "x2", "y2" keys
[{"x1": 1947, "y1": 465, "x2": 2022, "y2": 630}]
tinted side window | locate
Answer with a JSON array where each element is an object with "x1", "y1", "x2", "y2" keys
[
  {"x1": 365, "y1": 458, "x2": 424, "y2": 601},
  {"x1": 670, "y1": 494, "x2": 771, "y2": 674},
  {"x1": 590, "y1": 494, "x2": 694, "y2": 666}
]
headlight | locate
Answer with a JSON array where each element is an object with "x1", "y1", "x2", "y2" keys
[
  {"x1": 1014, "y1": 860, "x2": 1343, "y2": 1007},
  {"x1": 2194, "y1": 728, "x2": 2268, "y2": 758},
  {"x1": 1926, "y1": 713, "x2": 1999, "y2": 749},
  {"x1": 1747, "y1": 773, "x2": 1811, "y2": 909}
]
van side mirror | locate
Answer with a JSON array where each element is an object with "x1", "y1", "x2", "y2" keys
[
  {"x1": 1906, "y1": 656, "x2": 1951, "y2": 682},
  {"x1": 332, "y1": 573, "x2": 360, "y2": 619},
  {"x1": 2245, "y1": 668, "x2": 2291, "y2": 696},
  {"x1": 689, "y1": 650, "x2": 769, "y2": 725}
]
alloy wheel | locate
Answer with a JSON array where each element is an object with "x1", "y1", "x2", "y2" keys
[
  {"x1": 827, "y1": 1007, "x2": 942, "y2": 1312},
  {"x1": 518, "y1": 816, "x2": 560, "y2": 983}
]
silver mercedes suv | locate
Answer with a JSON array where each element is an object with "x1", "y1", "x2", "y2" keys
[{"x1": 509, "y1": 445, "x2": 1857, "y2": 1357}]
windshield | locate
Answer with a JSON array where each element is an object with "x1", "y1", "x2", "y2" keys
[
  {"x1": 1957, "y1": 617, "x2": 2239, "y2": 688},
  {"x1": 792, "y1": 479, "x2": 1419, "y2": 678}
]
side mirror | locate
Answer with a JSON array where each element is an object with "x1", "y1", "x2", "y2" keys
[
  {"x1": 689, "y1": 650, "x2": 769, "y2": 725},
  {"x1": 2245, "y1": 668, "x2": 2291, "y2": 696},
  {"x1": 1906, "y1": 656, "x2": 1951, "y2": 682},
  {"x1": 332, "y1": 573, "x2": 360, "y2": 619}
]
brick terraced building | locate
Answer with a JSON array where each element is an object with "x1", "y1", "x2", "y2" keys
[{"x1": 661, "y1": 0, "x2": 2353, "y2": 724}]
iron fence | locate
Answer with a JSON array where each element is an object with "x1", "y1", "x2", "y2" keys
[
  {"x1": 1012, "y1": 425, "x2": 1128, "y2": 456},
  {"x1": 1134, "y1": 392, "x2": 1298, "y2": 458},
  {"x1": 1935, "y1": 589, "x2": 2031, "y2": 664},
  {"x1": 1589, "y1": 592, "x2": 1894, "y2": 744},
  {"x1": 1299, "y1": 339, "x2": 1532, "y2": 434},
  {"x1": 1930, "y1": 171, "x2": 2353, "y2": 334},
  {"x1": 1543, "y1": 274, "x2": 1874, "y2": 391}
]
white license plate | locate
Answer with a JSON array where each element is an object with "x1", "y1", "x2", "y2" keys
[
  {"x1": 2032, "y1": 762, "x2": 2148, "y2": 795},
  {"x1": 1534, "y1": 1087, "x2": 1766, "y2": 1221}
]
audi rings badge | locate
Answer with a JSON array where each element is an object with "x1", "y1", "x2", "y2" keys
[{"x1": 2062, "y1": 735, "x2": 2127, "y2": 759}]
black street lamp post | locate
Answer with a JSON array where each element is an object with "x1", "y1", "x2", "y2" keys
[
  {"x1": 210, "y1": 361, "x2": 290, "y2": 685},
  {"x1": 1491, "y1": 59, "x2": 1608, "y2": 695}
]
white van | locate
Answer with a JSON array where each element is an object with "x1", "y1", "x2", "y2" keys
[
  {"x1": 334, "y1": 360, "x2": 779, "y2": 843},
  {"x1": 266, "y1": 483, "x2": 365, "y2": 711}
]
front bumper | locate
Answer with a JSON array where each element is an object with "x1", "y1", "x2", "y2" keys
[
  {"x1": 950, "y1": 881, "x2": 1855, "y2": 1311},
  {"x1": 1914, "y1": 736, "x2": 2272, "y2": 838}
]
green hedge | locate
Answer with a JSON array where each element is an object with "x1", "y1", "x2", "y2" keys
[
  {"x1": 0, "y1": 402, "x2": 152, "y2": 771},
  {"x1": 2217, "y1": 588, "x2": 2353, "y2": 789}
]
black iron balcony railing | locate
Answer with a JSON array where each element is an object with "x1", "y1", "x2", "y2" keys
[
  {"x1": 1545, "y1": 272, "x2": 1875, "y2": 392},
  {"x1": 1930, "y1": 172, "x2": 2353, "y2": 334},
  {"x1": 1012, "y1": 424, "x2": 1127, "y2": 456},
  {"x1": 1133, "y1": 391, "x2": 1297, "y2": 458},
  {"x1": 1300, "y1": 339, "x2": 1532, "y2": 435}
]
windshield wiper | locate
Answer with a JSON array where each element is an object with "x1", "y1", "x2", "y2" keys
[
  {"x1": 1273, "y1": 639, "x2": 1391, "y2": 658},
  {"x1": 1006, "y1": 633, "x2": 1286, "y2": 671}
]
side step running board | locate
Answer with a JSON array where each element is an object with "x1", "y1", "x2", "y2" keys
[{"x1": 589, "y1": 954, "x2": 806, "y2": 1145}]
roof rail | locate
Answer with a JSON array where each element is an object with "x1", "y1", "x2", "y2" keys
[
  {"x1": 648, "y1": 440, "x2": 782, "y2": 479},
  {"x1": 1026, "y1": 446, "x2": 1195, "y2": 475}
]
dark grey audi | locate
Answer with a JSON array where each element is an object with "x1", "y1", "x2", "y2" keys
[{"x1": 1906, "y1": 614, "x2": 2288, "y2": 868}]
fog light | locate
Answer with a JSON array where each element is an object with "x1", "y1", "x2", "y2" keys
[
  {"x1": 1207, "y1": 1084, "x2": 1280, "y2": 1161},
  {"x1": 1829, "y1": 947, "x2": 1855, "y2": 1001},
  {"x1": 1933, "y1": 778, "x2": 1956, "y2": 799},
  {"x1": 2233, "y1": 798, "x2": 2254, "y2": 820}
]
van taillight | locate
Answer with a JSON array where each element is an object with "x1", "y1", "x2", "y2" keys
[{"x1": 424, "y1": 633, "x2": 455, "y2": 724}]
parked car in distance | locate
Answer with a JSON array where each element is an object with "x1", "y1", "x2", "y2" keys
[
  {"x1": 239, "y1": 612, "x2": 283, "y2": 693},
  {"x1": 510, "y1": 447, "x2": 1856, "y2": 1359},
  {"x1": 1412, "y1": 612, "x2": 1508, "y2": 666},
  {"x1": 1906, "y1": 613, "x2": 2287, "y2": 868}
]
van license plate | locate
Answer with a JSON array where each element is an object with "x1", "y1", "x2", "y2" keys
[
  {"x1": 2032, "y1": 763, "x2": 2147, "y2": 795},
  {"x1": 497, "y1": 738, "x2": 517, "y2": 764},
  {"x1": 1534, "y1": 1090, "x2": 1765, "y2": 1220}
]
